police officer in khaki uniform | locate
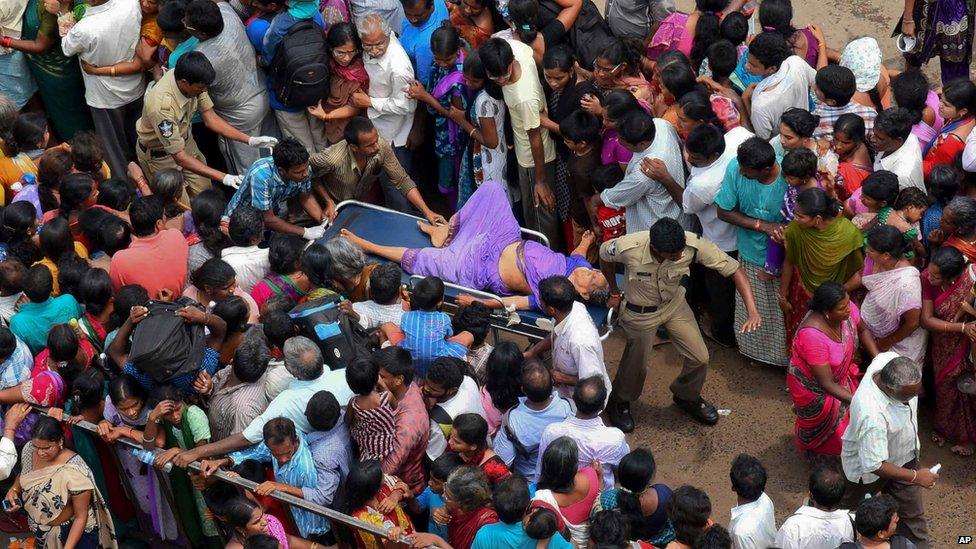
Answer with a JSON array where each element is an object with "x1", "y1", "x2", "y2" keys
[
  {"x1": 599, "y1": 217, "x2": 763, "y2": 431},
  {"x1": 135, "y1": 51, "x2": 278, "y2": 198}
]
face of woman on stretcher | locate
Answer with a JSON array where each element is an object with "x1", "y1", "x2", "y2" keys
[{"x1": 571, "y1": 268, "x2": 609, "y2": 302}]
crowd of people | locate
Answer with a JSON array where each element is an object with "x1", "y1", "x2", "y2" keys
[{"x1": 0, "y1": 0, "x2": 973, "y2": 545}]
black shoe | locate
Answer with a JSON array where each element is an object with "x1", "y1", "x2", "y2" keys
[
  {"x1": 672, "y1": 396, "x2": 719, "y2": 426},
  {"x1": 607, "y1": 400, "x2": 635, "y2": 433}
]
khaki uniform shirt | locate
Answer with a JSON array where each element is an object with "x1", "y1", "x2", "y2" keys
[
  {"x1": 599, "y1": 231, "x2": 740, "y2": 308},
  {"x1": 136, "y1": 70, "x2": 214, "y2": 155}
]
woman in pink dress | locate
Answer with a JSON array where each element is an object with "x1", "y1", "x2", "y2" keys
[
  {"x1": 222, "y1": 497, "x2": 309, "y2": 549},
  {"x1": 789, "y1": 282, "x2": 879, "y2": 457}
]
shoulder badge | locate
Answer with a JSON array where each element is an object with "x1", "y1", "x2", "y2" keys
[{"x1": 158, "y1": 120, "x2": 175, "y2": 139}]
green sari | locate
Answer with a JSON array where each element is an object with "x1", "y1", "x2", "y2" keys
[
  {"x1": 165, "y1": 405, "x2": 222, "y2": 548},
  {"x1": 783, "y1": 216, "x2": 864, "y2": 293},
  {"x1": 20, "y1": 0, "x2": 92, "y2": 140}
]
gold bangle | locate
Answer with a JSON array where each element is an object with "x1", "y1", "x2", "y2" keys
[
  {"x1": 469, "y1": 127, "x2": 476, "y2": 138},
  {"x1": 110, "y1": 66, "x2": 116, "y2": 77}
]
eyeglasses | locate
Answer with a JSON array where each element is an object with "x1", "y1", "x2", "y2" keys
[
  {"x1": 361, "y1": 38, "x2": 389, "y2": 55},
  {"x1": 593, "y1": 62, "x2": 623, "y2": 75},
  {"x1": 332, "y1": 48, "x2": 360, "y2": 60}
]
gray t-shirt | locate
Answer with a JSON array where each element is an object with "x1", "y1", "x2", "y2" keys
[{"x1": 605, "y1": 0, "x2": 674, "y2": 40}]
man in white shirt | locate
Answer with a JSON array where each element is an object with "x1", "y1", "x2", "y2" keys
[
  {"x1": 774, "y1": 464, "x2": 855, "y2": 549},
  {"x1": 62, "y1": 0, "x2": 146, "y2": 178},
  {"x1": 480, "y1": 37, "x2": 560, "y2": 249},
  {"x1": 524, "y1": 276, "x2": 611, "y2": 400},
  {"x1": 354, "y1": 14, "x2": 418, "y2": 213},
  {"x1": 536, "y1": 376, "x2": 629, "y2": 489},
  {"x1": 840, "y1": 352, "x2": 936, "y2": 547},
  {"x1": 603, "y1": 109, "x2": 687, "y2": 234},
  {"x1": 678, "y1": 124, "x2": 751, "y2": 347},
  {"x1": 424, "y1": 357, "x2": 486, "y2": 460},
  {"x1": 222, "y1": 206, "x2": 270, "y2": 293},
  {"x1": 744, "y1": 32, "x2": 816, "y2": 140},
  {"x1": 872, "y1": 108, "x2": 925, "y2": 191},
  {"x1": 728, "y1": 454, "x2": 777, "y2": 549}
]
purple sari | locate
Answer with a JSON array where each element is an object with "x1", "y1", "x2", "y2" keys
[{"x1": 402, "y1": 181, "x2": 591, "y2": 310}]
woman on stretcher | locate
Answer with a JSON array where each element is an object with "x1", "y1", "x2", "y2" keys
[{"x1": 341, "y1": 180, "x2": 611, "y2": 311}]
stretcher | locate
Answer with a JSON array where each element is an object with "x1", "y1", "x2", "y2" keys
[{"x1": 321, "y1": 200, "x2": 615, "y2": 342}]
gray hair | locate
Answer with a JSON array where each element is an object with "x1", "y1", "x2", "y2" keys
[
  {"x1": 356, "y1": 13, "x2": 391, "y2": 37},
  {"x1": 948, "y1": 196, "x2": 976, "y2": 236},
  {"x1": 0, "y1": 95, "x2": 18, "y2": 155},
  {"x1": 233, "y1": 327, "x2": 272, "y2": 381},
  {"x1": 877, "y1": 356, "x2": 922, "y2": 391},
  {"x1": 324, "y1": 236, "x2": 367, "y2": 281},
  {"x1": 150, "y1": 169, "x2": 185, "y2": 202},
  {"x1": 445, "y1": 465, "x2": 491, "y2": 512},
  {"x1": 282, "y1": 336, "x2": 324, "y2": 380}
]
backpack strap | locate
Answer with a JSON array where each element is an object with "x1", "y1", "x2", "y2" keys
[{"x1": 500, "y1": 408, "x2": 531, "y2": 461}]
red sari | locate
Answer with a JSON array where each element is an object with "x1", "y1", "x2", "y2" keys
[
  {"x1": 945, "y1": 235, "x2": 976, "y2": 264},
  {"x1": 923, "y1": 266, "x2": 976, "y2": 446},
  {"x1": 836, "y1": 161, "x2": 872, "y2": 200},
  {"x1": 922, "y1": 117, "x2": 973, "y2": 178},
  {"x1": 448, "y1": 506, "x2": 498, "y2": 549}
]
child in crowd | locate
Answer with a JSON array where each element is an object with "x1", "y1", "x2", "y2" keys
[
  {"x1": 451, "y1": 302, "x2": 493, "y2": 383},
  {"x1": 812, "y1": 64, "x2": 877, "y2": 140},
  {"x1": 345, "y1": 357, "x2": 397, "y2": 461},
  {"x1": 69, "y1": 131, "x2": 110, "y2": 182},
  {"x1": 922, "y1": 165, "x2": 961, "y2": 256},
  {"x1": 341, "y1": 263, "x2": 406, "y2": 330},
  {"x1": 525, "y1": 506, "x2": 564, "y2": 549},
  {"x1": 764, "y1": 148, "x2": 822, "y2": 276},
  {"x1": 224, "y1": 206, "x2": 270, "y2": 294},
  {"x1": 589, "y1": 164, "x2": 626, "y2": 243},
  {"x1": 447, "y1": 413, "x2": 512, "y2": 486},
  {"x1": 412, "y1": 453, "x2": 465, "y2": 539},
  {"x1": 848, "y1": 170, "x2": 900, "y2": 224}
]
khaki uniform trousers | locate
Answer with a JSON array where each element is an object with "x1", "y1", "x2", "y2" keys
[
  {"x1": 137, "y1": 137, "x2": 212, "y2": 200},
  {"x1": 612, "y1": 296, "x2": 710, "y2": 403}
]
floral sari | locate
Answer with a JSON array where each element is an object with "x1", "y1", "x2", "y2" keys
[{"x1": 861, "y1": 266, "x2": 927, "y2": 365}]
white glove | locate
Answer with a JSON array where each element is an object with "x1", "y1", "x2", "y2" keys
[
  {"x1": 302, "y1": 225, "x2": 327, "y2": 240},
  {"x1": 248, "y1": 135, "x2": 279, "y2": 148},
  {"x1": 222, "y1": 174, "x2": 243, "y2": 189}
]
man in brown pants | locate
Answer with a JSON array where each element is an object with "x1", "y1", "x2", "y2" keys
[{"x1": 599, "y1": 218, "x2": 762, "y2": 432}]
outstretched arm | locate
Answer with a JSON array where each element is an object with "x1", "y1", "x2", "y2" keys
[{"x1": 729, "y1": 266, "x2": 762, "y2": 332}]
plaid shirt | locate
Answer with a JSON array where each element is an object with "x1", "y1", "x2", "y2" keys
[
  {"x1": 224, "y1": 157, "x2": 312, "y2": 218},
  {"x1": 812, "y1": 101, "x2": 877, "y2": 140}
]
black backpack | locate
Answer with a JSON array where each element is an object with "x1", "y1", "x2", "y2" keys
[
  {"x1": 269, "y1": 20, "x2": 330, "y2": 108},
  {"x1": 127, "y1": 298, "x2": 206, "y2": 383},
  {"x1": 289, "y1": 296, "x2": 372, "y2": 370},
  {"x1": 538, "y1": 0, "x2": 614, "y2": 71}
]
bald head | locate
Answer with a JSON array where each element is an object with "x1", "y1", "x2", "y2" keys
[
  {"x1": 521, "y1": 360, "x2": 553, "y2": 403},
  {"x1": 573, "y1": 376, "x2": 607, "y2": 417}
]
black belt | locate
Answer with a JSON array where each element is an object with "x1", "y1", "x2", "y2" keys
[
  {"x1": 625, "y1": 302, "x2": 658, "y2": 314},
  {"x1": 138, "y1": 142, "x2": 169, "y2": 159}
]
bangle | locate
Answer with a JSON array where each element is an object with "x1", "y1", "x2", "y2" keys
[
  {"x1": 962, "y1": 322, "x2": 967, "y2": 334},
  {"x1": 1, "y1": 36, "x2": 12, "y2": 48},
  {"x1": 469, "y1": 127, "x2": 477, "y2": 138},
  {"x1": 911, "y1": 469, "x2": 918, "y2": 483},
  {"x1": 110, "y1": 66, "x2": 116, "y2": 77},
  {"x1": 753, "y1": 218, "x2": 762, "y2": 231}
]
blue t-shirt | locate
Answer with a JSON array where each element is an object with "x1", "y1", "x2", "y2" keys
[
  {"x1": 714, "y1": 158, "x2": 788, "y2": 266},
  {"x1": 415, "y1": 487, "x2": 448, "y2": 539},
  {"x1": 399, "y1": 310, "x2": 467, "y2": 379},
  {"x1": 472, "y1": 521, "x2": 573, "y2": 549},
  {"x1": 399, "y1": 0, "x2": 448, "y2": 87}
]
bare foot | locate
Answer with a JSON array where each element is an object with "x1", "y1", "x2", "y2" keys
[
  {"x1": 340, "y1": 229, "x2": 373, "y2": 253},
  {"x1": 951, "y1": 444, "x2": 974, "y2": 457},
  {"x1": 932, "y1": 433, "x2": 946, "y2": 447},
  {"x1": 417, "y1": 220, "x2": 449, "y2": 248}
]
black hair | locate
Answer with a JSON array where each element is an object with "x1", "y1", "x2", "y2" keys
[
  {"x1": 816, "y1": 65, "x2": 857, "y2": 105},
  {"x1": 129, "y1": 195, "x2": 164, "y2": 237},
  {"x1": 431, "y1": 25, "x2": 460, "y2": 57},
  {"x1": 861, "y1": 170, "x2": 900, "y2": 206},
  {"x1": 479, "y1": 38, "x2": 514, "y2": 78},
  {"x1": 191, "y1": 189, "x2": 231, "y2": 258},
  {"x1": 537, "y1": 436, "x2": 579, "y2": 494},
  {"x1": 39, "y1": 216, "x2": 76, "y2": 264},
  {"x1": 729, "y1": 453, "x2": 767, "y2": 502},
  {"x1": 452, "y1": 413, "x2": 489, "y2": 448},
  {"x1": 262, "y1": 416, "x2": 298, "y2": 447},
  {"x1": 807, "y1": 281, "x2": 846, "y2": 313},
  {"x1": 591, "y1": 164, "x2": 625, "y2": 194},
  {"x1": 485, "y1": 341, "x2": 523, "y2": 411},
  {"x1": 686, "y1": 124, "x2": 726, "y2": 160},
  {"x1": 573, "y1": 375, "x2": 608, "y2": 416},
  {"x1": 747, "y1": 32, "x2": 790, "y2": 70},
  {"x1": 719, "y1": 11, "x2": 748, "y2": 45},
  {"x1": 736, "y1": 137, "x2": 776, "y2": 170},
  {"x1": 343, "y1": 460, "x2": 384, "y2": 513},
  {"x1": 346, "y1": 357, "x2": 380, "y2": 396},
  {"x1": 782, "y1": 148, "x2": 818, "y2": 180},
  {"x1": 411, "y1": 276, "x2": 444, "y2": 311},
  {"x1": 660, "y1": 62, "x2": 700, "y2": 101},
  {"x1": 508, "y1": 0, "x2": 539, "y2": 43},
  {"x1": 690, "y1": 0, "x2": 730, "y2": 70},
  {"x1": 452, "y1": 302, "x2": 491, "y2": 347},
  {"x1": 148, "y1": 384, "x2": 183, "y2": 408},
  {"x1": 213, "y1": 296, "x2": 249, "y2": 333},
  {"x1": 262, "y1": 310, "x2": 297, "y2": 350},
  {"x1": 58, "y1": 172, "x2": 94, "y2": 220},
  {"x1": 13, "y1": 112, "x2": 47, "y2": 152},
  {"x1": 24, "y1": 263, "x2": 53, "y2": 302},
  {"x1": 928, "y1": 165, "x2": 961, "y2": 206},
  {"x1": 0, "y1": 327, "x2": 16, "y2": 362},
  {"x1": 233, "y1": 459, "x2": 267, "y2": 484},
  {"x1": 930, "y1": 245, "x2": 967, "y2": 280},
  {"x1": 191, "y1": 258, "x2": 236, "y2": 292},
  {"x1": 327, "y1": 21, "x2": 362, "y2": 52},
  {"x1": 366, "y1": 262, "x2": 401, "y2": 305},
  {"x1": 306, "y1": 390, "x2": 341, "y2": 431},
  {"x1": 267, "y1": 233, "x2": 304, "y2": 276},
  {"x1": 616, "y1": 110, "x2": 656, "y2": 146},
  {"x1": 650, "y1": 217, "x2": 686, "y2": 254},
  {"x1": 705, "y1": 40, "x2": 738, "y2": 79},
  {"x1": 430, "y1": 451, "x2": 465, "y2": 481},
  {"x1": 894, "y1": 187, "x2": 929, "y2": 210},
  {"x1": 110, "y1": 285, "x2": 150, "y2": 330},
  {"x1": 559, "y1": 110, "x2": 602, "y2": 144},
  {"x1": 668, "y1": 485, "x2": 712, "y2": 546},
  {"x1": 853, "y1": 494, "x2": 898, "y2": 538},
  {"x1": 97, "y1": 178, "x2": 135, "y2": 212},
  {"x1": 36, "y1": 148, "x2": 72, "y2": 213},
  {"x1": 70, "y1": 369, "x2": 105, "y2": 412},
  {"x1": 597, "y1": 37, "x2": 643, "y2": 75},
  {"x1": 372, "y1": 346, "x2": 415, "y2": 386},
  {"x1": 57, "y1": 255, "x2": 90, "y2": 297},
  {"x1": 427, "y1": 356, "x2": 464, "y2": 391},
  {"x1": 463, "y1": 51, "x2": 502, "y2": 99},
  {"x1": 69, "y1": 132, "x2": 105, "y2": 179},
  {"x1": 0, "y1": 201, "x2": 35, "y2": 246},
  {"x1": 866, "y1": 224, "x2": 909, "y2": 258},
  {"x1": 543, "y1": 44, "x2": 575, "y2": 72},
  {"x1": 185, "y1": 0, "x2": 223, "y2": 36},
  {"x1": 603, "y1": 89, "x2": 642, "y2": 122},
  {"x1": 891, "y1": 70, "x2": 930, "y2": 124},
  {"x1": 680, "y1": 91, "x2": 721, "y2": 129},
  {"x1": 222, "y1": 496, "x2": 259, "y2": 530},
  {"x1": 834, "y1": 113, "x2": 866, "y2": 144},
  {"x1": 590, "y1": 510, "x2": 631, "y2": 548},
  {"x1": 492, "y1": 476, "x2": 530, "y2": 524},
  {"x1": 780, "y1": 108, "x2": 819, "y2": 139},
  {"x1": 942, "y1": 78, "x2": 976, "y2": 114},
  {"x1": 694, "y1": 525, "x2": 732, "y2": 549},
  {"x1": 243, "y1": 535, "x2": 280, "y2": 549},
  {"x1": 539, "y1": 275, "x2": 577, "y2": 313},
  {"x1": 157, "y1": 0, "x2": 188, "y2": 34},
  {"x1": 233, "y1": 329, "x2": 271, "y2": 383},
  {"x1": 343, "y1": 116, "x2": 375, "y2": 146},
  {"x1": 228, "y1": 206, "x2": 264, "y2": 247},
  {"x1": 202, "y1": 480, "x2": 238, "y2": 518},
  {"x1": 808, "y1": 463, "x2": 847, "y2": 509},
  {"x1": 874, "y1": 107, "x2": 914, "y2": 141},
  {"x1": 299, "y1": 242, "x2": 329, "y2": 287},
  {"x1": 0, "y1": 260, "x2": 25, "y2": 296},
  {"x1": 271, "y1": 137, "x2": 310, "y2": 170},
  {"x1": 521, "y1": 359, "x2": 554, "y2": 403},
  {"x1": 758, "y1": 0, "x2": 796, "y2": 40},
  {"x1": 32, "y1": 416, "x2": 64, "y2": 443},
  {"x1": 174, "y1": 50, "x2": 216, "y2": 86},
  {"x1": 524, "y1": 508, "x2": 560, "y2": 540},
  {"x1": 108, "y1": 374, "x2": 147, "y2": 406},
  {"x1": 617, "y1": 448, "x2": 658, "y2": 540}
]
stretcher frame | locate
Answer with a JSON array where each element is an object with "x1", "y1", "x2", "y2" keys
[{"x1": 325, "y1": 200, "x2": 615, "y2": 343}]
